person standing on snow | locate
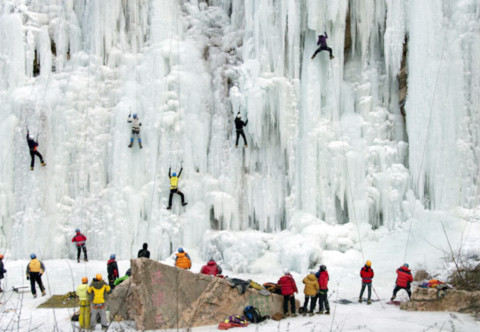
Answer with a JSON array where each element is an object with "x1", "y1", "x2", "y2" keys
[
  {"x1": 107, "y1": 254, "x2": 119, "y2": 289},
  {"x1": 76, "y1": 277, "x2": 90, "y2": 329},
  {"x1": 88, "y1": 274, "x2": 111, "y2": 330},
  {"x1": 72, "y1": 228, "x2": 88, "y2": 263},
  {"x1": 277, "y1": 270, "x2": 298, "y2": 317},
  {"x1": 26, "y1": 130, "x2": 46, "y2": 170},
  {"x1": 26, "y1": 253, "x2": 46, "y2": 298},
  {"x1": 127, "y1": 113, "x2": 142, "y2": 149},
  {"x1": 302, "y1": 271, "x2": 319, "y2": 316},
  {"x1": 315, "y1": 265, "x2": 330, "y2": 314},
  {"x1": 359, "y1": 260, "x2": 374, "y2": 304},
  {"x1": 200, "y1": 258, "x2": 223, "y2": 276},
  {"x1": 391, "y1": 263, "x2": 414, "y2": 300},
  {"x1": 174, "y1": 247, "x2": 192, "y2": 270},
  {"x1": 311, "y1": 32, "x2": 334, "y2": 60},
  {"x1": 0, "y1": 254, "x2": 6, "y2": 293},
  {"x1": 137, "y1": 243, "x2": 150, "y2": 259},
  {"x1": 234, "y1": 112, "x2": 248, "y2": 148},
  {"x1": 167, "y1": 167, "x2": 188, "y2": 209}
]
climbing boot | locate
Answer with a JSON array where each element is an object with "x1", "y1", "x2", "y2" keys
[
  {"x1": 128, "y1": 143, "x2": 133, "y2": 148},
  {"x1": 166, "y1": 206, "x2": 172, "y2": 210},
  {"x1": 30, "y1": 167, "x2": 34, "y2": 171},
  {"x1": 309, "y1": 312, "x2": 314, "y2": 316},
  {"x1": 139, "y1": 143, "x2": 143, "y2": 149},
  {"x1": 311, "y1": 55, "x2": 315, "y2": 60},
  {"x1": 42, "y1": 290, "x2": 46, "y2": 296},
  {"x1": 41, "y1": 162, "x2": 46, "y2": 167},
  {"x1": 77, "y1": 259, "x2": 80, "y2": 263},
  {"x1": 358, "y1": 298, "x2": 362, "y2": 303},
  {"x1": 367, "y1": 300, "x2": 372, "y2": 305},
  {"x1": 291, "y1": 313, "x2": 298, "y2": 317},
  {"x1": 244, "y1": 144, "x2": 248, "y2": 148},
  {"x1": 390, "y1": 296, "x2": 395, "y2": 301},
  {"x1": 330, "y1": 55, "x2": 334, "y2": 59},
  {"x1": 235, "y1": 145, "x2": 238, "y2": 148},
  {"x1": 182, "y1": 202, "x2": 188, "y2": 207},
  {"x1": 325, "y1": 310, "x2": 330, "y2": 315},
  {"x1": 317, "y1": 311, "x2": 323, "y2": 315},
  {"x1": 33, "y1": 294, "x2": 37, "y2": 298}
]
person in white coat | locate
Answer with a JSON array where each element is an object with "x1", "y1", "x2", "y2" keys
[{"x1": 128, "y1": 113, "x2": 142, "y2": 149}]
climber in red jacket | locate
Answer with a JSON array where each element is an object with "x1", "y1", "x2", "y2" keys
[
  {"x1": 72, "y1": 229, "x2": 88, "y2": 263},
  {"x1": 359, "y1": 260, "x2": 374, "y2": 304},
  {"x1": 277, "y1": 270, "x2": 298, "y2": 316},
  {"x1": 391, "y1": 263, "x2": 414, "y2": 300}
]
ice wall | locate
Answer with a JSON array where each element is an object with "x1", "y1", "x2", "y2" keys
[{"x1": 0, "y1": 0, "x2": 479, "y2": 273}]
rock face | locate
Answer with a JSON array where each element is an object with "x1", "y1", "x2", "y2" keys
[
  {"x1": 108, "y1": 259, "x2": 286, "y2": 330},
  {"x1": 401, "y1": 288, "x2": 480, "y2": 313}
]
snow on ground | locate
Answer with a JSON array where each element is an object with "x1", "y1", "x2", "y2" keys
[{"x1": 1, "y1": 214, "x2": 479, "y2": 331}]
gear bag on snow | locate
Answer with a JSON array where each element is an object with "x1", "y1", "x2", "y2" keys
[{"x1": 243, "y1": 305, "x2": 268, "y2": 323}]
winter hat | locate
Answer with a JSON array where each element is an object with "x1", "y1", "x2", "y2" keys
[
  {"x1": 0, "y1": 254, "x2": 3, "y2": 259},
  {"x1": 366, "y1": 260, "x2": 372, "y2": 267},
  {"x1": 237, "y1": 112, "x2": 241, "y2": 118},
  {"x1": 178, "y1": 247, "x2": 184, "y2": 253},
  {"x1": 81, "y1": 277, "x2": 88, "y2": 283},
  {"x1": 283, "y1": 268, "x2": 290, "y2": 275},
  {"x1": 133, "y1": 113, "x2": 137, "y2": 118},
  {"x1": 172, "y1": 172, "x2": 177, "y2": 177},
  {"x1": 320, "y1": 265, "x2": 326, "y2": 271},
  {"x1": 110, "y1": 254, "x2": 116, "y2": 260},
  {"x1": 75, "y1": 228, "x2": 80, "y2": 233},
  {"x1": 30, "y1": 253, "x2": 36, "y2": 259},
  {"x1": 96, "y1": 274, "x2": 102, "y2": 281},
  {"x1": 403, "y1": 263, "x2": 409, "y2": 268},
  {"x1": 143, "y1": 243, "x2": 148, "y2": 249}
]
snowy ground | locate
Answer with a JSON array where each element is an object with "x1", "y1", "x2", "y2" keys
[{"x1": 1, "y1": 216, "x2": 479, "y2": 331}]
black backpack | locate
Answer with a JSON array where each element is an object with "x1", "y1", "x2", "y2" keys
[{"x1": 244, "y1": 305, "x2": 268, "y2": 323}]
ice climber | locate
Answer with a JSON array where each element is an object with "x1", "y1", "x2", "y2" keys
[
  {"x1": 167, "y1": 167, "x2": 188, "y2": 209},
  {"x1": 128, "y1": 113, "x2": 142, "y2": 149},
  {"x1": 302, "y1": 271, "x2": 319, "y2": 316},
  {"x1": 234, "y1": 112, "x2": 248, "y2": 148},
  {"x1": 311, "y1": 32, "x2": 334, "y2": 60},
  {"x1": 107, "y1": 254, "x2": 119, "y2": 289},
  {"x1": 72, "y1": 228, "x2": 88, "y2": 263},
  {"x1": 0, "y1": 254, "x2": 6, "y2": 293},
  {"x1": 88, "y1": 273, "x2": 111, "y2": 330},
  {"x1": 26, "y1": 130, "x2": 46, "y2": 170},
  {"x1": 137, "y1": 242, "x2": 150, "y2": 258},
  {"x1": 359, "y1": 260, "x2": 374, "y2": 304},
  {"x1": 175, "y1": 247, "x2": 192, "y2": 269},
  {"x1": 391, "y1": 263, "x2": 413, "y2": 301},
  {"x1": 200, "y1": 258, "x2": 223, "y2": 276},
  {"x1": 26, "y1": 253, "x2": 46, "y2": 298},
  {"x1": 76, "y1": 277, "x2": 90, "y2": 329},
  {"x1": 315, "y1": 265, "x2": 330, "y2": 314},
  {"x1": 277, "y1": 269, "x2": 298, "y2": 317}
]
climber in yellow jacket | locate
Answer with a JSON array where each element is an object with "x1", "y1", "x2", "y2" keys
[
  {"x1": 167, "y1": 167, "x2": 188, "y2": 209},
  {"x1": 174, "y1": 247, "x2": 192, "y2": 269},
  {"x1": 76, "y1": 277, "x2": 90, "y2": 328},
  {"x1": 302, "y1": 271, "x2": 319, "y2": 316},
  {"x1": 26, "y1": 253, "x2": 46, "y2": 298},
  {"x1": 88, "y1": 274, "x2": 112, "y2": 329}
]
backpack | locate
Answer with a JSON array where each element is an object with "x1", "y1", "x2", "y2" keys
[
  {"x1": 263, "y1": 282, "x2": 281, "y2": 294},
  {"x1": 226, "y1": 315, "x2": 248, "y2": 326},
  {"x1": 243, "y1": 306, "x2": 268, "y2": 323}
]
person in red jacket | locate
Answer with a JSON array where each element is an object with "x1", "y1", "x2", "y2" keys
[
  {"x1": 359, "y1": 260, "x2": 374, "y2": 304},
  {"x1": 277, "y1": 270, "x2": 298, "y2": 316},
  {"x1": 200, "y1": 258, "x2": 223, "y2": 276},
  {"x1": 72, "y1": 229, "x2": 88, "y2": 263},
  {"x1": 315, "y1": 265, "x2": 330, "y2": 314},
  {"x1": 391, "y1": 263, "x2": 414, "y2": 300}
]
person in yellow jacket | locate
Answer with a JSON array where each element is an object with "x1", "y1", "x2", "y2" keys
[
  {"x1": 26, "y1": 253, "x2": 46, "y2": 298},
  {"x1": 88, "y1": 274, "x2": 112, "y2": 329},
  {"x1": 302, "y1": 271, "x2": 319, "y2": 316},
  {"x1": 174, "y1": 247, "x2": 191, "y2": 269},
  {"x1": 167, "y1": 167, "x2": 188, "y2": 209},
  {"x1": 76, "y1": 277, "x2": 90, "y2": 328}
]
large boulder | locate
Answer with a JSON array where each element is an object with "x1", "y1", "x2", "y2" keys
[
  {"x1": 108, "y1": 258, "x2": 286, "y2": 330},
  {"x1": 401, "y1": 287, "x2": 480, "y2": 313}
]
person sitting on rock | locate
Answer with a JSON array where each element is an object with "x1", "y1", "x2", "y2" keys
[
  {"x1": 174, "y1": 247, "x2": 191, "y2": 270},
  {"x1": 137, "y1": 243, "x2": 150, "y2": 259},
  {"x1": 391, "y1": 263, "x2": 413, "y2": 301},
  {"x1": 200, "y1": 258, "x2": 223, "y2": 276}
]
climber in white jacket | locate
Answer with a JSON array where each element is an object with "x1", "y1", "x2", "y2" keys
[{"x1": 128, "y1": 113, "x2": 142, "y2": 149}]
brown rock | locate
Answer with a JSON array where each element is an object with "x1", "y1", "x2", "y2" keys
[
  {"x1": 414, "y1": 269, "x2": 431, "y2": 281},
  {"x1": 401, "y1": 287, "x2": 480, "y2": 313},
  {"x1": 108, "y1": 258, "x2": 287, "y2": 330}
]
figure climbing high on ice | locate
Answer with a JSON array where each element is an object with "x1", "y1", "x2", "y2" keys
[
  {"x1": 311, "y1": 31, "x2": 334, "y2": 60},
  {"x1": 26, "y1": 129, "x2": 46, "y2": 170},
  {"x1": 234, "y1": 112, "x2": 248, "y2": 148},
  {"x1": 128, "y1": 113, "x2": 142, "y2": 149},
  {"x1": 167, "y1": 167, "x2": 188, "y2": 209}
]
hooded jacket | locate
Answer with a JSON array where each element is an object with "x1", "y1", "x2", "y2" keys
[
  {"x1": 138, "y1": 244, "x2": 150, "y2": 258},
  {"x1": 303, "y1": 273, "x2": 320, "y2": 296},
  {"x1": 234, "y1": 117, "x2": 248, "y2": 131},
  {"x1": 277, "y1": 274, "x2": 298, "y2": 296},
  {"x1": 175, "y1": 252, "x2": 191, "y2": 269},
  {"x1": 395, "y1": 266, "x2": 413, "y2": 288},
  {"x1": 360, "y1": 266, "x2": 374, "y2": 284},
  {"x1": 107, "y1": 259, "x2": 119, "y2": 279},
  {"x1": 26, "y1": 258, "x2": 45, "y2": 275},
  {"x1": 72, "y1": 232, "x2": 87, "y2": 246},
  {"x1": 76, "y1": 283, "x2": 89, "y2": 301},
  {"x1": 200, "y1": 260, "x2": 222, "y2": 276},
  {"x1": 87, "y1": 279, "x2": 111, "y2": 304}
]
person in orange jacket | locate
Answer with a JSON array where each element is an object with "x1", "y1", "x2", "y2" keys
[
  {"x1": 175, "y1": 247, "x2": 191, "y2": 269},
  {"x1": 277, "y1": 270, "x2": 298, "y2": 316},
  {"x1": 391, "y1": 263, "x2": 413, "y2": 300}
]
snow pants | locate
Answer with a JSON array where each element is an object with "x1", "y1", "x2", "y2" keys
[
  {"x1": 130, "y1": 129, "x2": 141, "y2": 144},
  {"x1": 317, "y1": 290, "x2": 330, "y2": 311},
  {"x1": 90, "y1": 304, "x2": 108, "y2": 329},
  {"x1": 168, "y1": 189, "x2": 185, "y2": 208},
  {"x1": 29, "y1": 150, "x2": 44, "y2": 168},
  {"x1": 79, "y1": 300, "x2": 91, "y2": 328},
  {"x1": 76, "y1": 244, "x2": 88, "y2": 261},
  {"x1": 235, "y1": 130, "x2": 247, "y2": 146},
  {"x1": 29, "y1": 272, "x2": 45, "y2": 295},
  {"x1": 283, "y1": 295, "x2": 296, "y2": 315},
  {"x1": 393, "y1": 285, "x2": 411, "y2": 299},
  {"x1": 359, "y1": 282, "x2": 372, "y2": 300},
  {"x1": 303, "y1": 295, "x2": 317, "y2": 313},
  {"x1": 312, "y1": 45, "x2": 333, "y2": 58}
]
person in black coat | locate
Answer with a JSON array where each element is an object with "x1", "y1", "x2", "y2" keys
[
  {"x1": 107, "y1": 254, "x2": 119, "y2": 289},
  {"x1": 234, "y1": 112, "x2": 248, "y2": 148},
  {"x1": 26, "y1": 130, "x2": 46, "y2": 170},
  {"x1": 137, "y1": 243, "x2": 150, "y2": 259}
]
